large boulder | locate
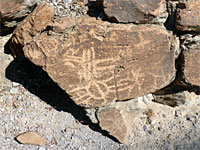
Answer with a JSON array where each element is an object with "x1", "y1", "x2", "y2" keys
[
  {"x1": 0, "y1": 0, "x2": 37, "y2": 35},
  {"x1": 103, "y1": 0, "x2": 165, "y2": 23},
  {"x1": 10, "y1": 5, "x2": 179, "y2": 107},
  {"x1": 176, "y1": 0, "x2": 200, "y2": 31}
]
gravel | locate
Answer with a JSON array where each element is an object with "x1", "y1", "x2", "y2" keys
[
  {"x1": 0, "y1": 35, "x2": 129, "y2": 150},
  {"x1": 1, "y1": 0, "x2": 200, "y2": 149}
]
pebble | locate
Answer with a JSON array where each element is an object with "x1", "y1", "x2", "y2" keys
[
  {"x1": 12, "y1": 82, "x2": 20, "y2": 87},
  {"x1": 10, "y1": 88, "x2": 18, "y2": 94},
  {"x1": 143, "y1": 125, "x2": 147, "y2": 132},
  {"x1": 193, "y1": 120, "x2": 200, "y2": 128},
  {"x1": 51, "y1": 138, "x2": 57, "y2": 145},
  {"x1": 88, "y1": 139, "x2": 94, "y2": 143},
  {"x1": 37, "y1": 147, "x2": 46, "y2": 150},
  {"x1": 16, "y1": 131, "x2": 46, "y2": 146},
  {"x1": 17, "y1": 96, "x2": 22, "y2": 100}
]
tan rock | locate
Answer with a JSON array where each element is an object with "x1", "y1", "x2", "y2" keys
[
  {"x1": 97, "y1": 103, "x2": 134, "y2": 143},
  {"x1": 176, "y1": 0, "x2": 200, "y2": 31},
  {"x1": 103, "y1": 0, "x2": 165, "y2": 23},
  {"x1": 0, "y1": 0, "x2": 37, "y2": 35},
  {"x1": 97, "y1": 94, "x2": 154, "y2": 143},
  {"x1": 97, "y1": 107, "x2": 129, "y2": 143},
  {"x1": 9, "y1": 3, "x2": 54, "y2": 60},
  {"x1": 16, "y1": 131, "x2": 46, "y2": 146},
  {"x1": 184, "y1": 50, "x2": 200, "y2": 86},
  {"x1": 10, "y1": 16, "x2": 179, "y2": 107},
  {"x1": 180, "y1": 34, "x2": 200, "y2": 86}
]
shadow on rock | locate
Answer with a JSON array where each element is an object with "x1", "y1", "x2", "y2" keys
[{"x1": 5, "y1": 58, "x2": 119, "y2": 143}]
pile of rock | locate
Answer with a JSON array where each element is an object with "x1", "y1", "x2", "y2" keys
[{"x1": 1, "y1": 0, "x2": 200, "y2": 144}]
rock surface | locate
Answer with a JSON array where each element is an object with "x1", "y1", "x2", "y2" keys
[
  {"x1": 180, "y1": 34, "x2": 200, "y2": 86},
  {"x1": 154, "y1": 91, "x2": 199, "y2": 107},
  {"x1": 0, "y1": 0, "x2": 37, "y2": 35},
  {"x1": 184, "y1": 51, "x2": 200, "y2": 86},
  {"x1": 10, "y1": 6, "x2": 179, "y2": 107},
  {"x1": 9, "y1": 3, "x2": 54, "y2": 60},
  {"x1": 16, "y1": 131, "x2": 46, "y2": 146},
  {"x1": 103, "y1": 0, "x2": 165, "y2": 23},
  {"x1": 97, "y1": 94, "x2": 153, "y2": 143},
  {"x1": 176, "y1": 0, "x2": 200, "y2": 31},
  {"x1": 2, "y1": 0, "x2": 200, "y2": 147}
]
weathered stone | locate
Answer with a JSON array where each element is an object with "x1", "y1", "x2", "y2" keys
[
  {"x1": 184, "y1": 51, "x2": 200, "y2": 86},
  {"x1": 9, "y1": 3, "x2": 54, "y2": 60},
  {"x1": 16, "y1": 131, "x2": 46, "y2": 146},
  {"x1": 103, "y1": 0, "x2": 165, "y2": 23},
  {"x1": 0, "y1": 0, "x2": 37, "y2": 35},
  {"x1": 97, "y1": 107, "x2": 130, "y2": 143},
  {"x1": 97, "y1": 94, "x2": 154, "y2": 143},
  {"x1": 87, "y1": 93, "x2": 153, "y2": 124},
  {"x1": 176, "y1": 0, "x2": 200, "y2": 31},
  {"x1": 180, "y1": 34, "x2": 200, "y2": 86},
  {"x1": 10, "y1": 15, "x2": 179, "y2": 107},
  {"x1": 153, "y1": 91, "x2": 199, "y2": 107}
]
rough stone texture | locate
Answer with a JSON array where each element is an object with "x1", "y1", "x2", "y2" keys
[
  {"x1": 97, "y1": 94, "x2": 154, "y2": 143},
  {"x1": 0, "y1": 0, "x2": 37, "y2": 35},
  {"x1": 180, "y1": 34, "x2": 200, "y2": 86},
  {"x1": 9, "y1": 3, "x2": 54, "y2": 60},
  {"x1": 184, "y1": 51, "x2": 200, "y2": 86},
  {"x1": 176, "y1": 0, "x2": 200, "y2": 31},
  {"x1": 97, "y1": 107, "x2": 130, "y2": 143},
  {"x1": 16, "y1": 131, "x2": 46, "y2": 146},
  {"x1": 103, "y1": 0, "x2": 165, "y2": 23},
  {"x1": 10, "y1": 12, "x2": 179, "y2": 107},
  {"x1": 153, "y1": 91, "x2": 199, "y2": 107}
]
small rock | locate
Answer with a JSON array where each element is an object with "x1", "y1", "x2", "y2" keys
[
  {"x1": 153, "y1": 91, "x2": 198, "y2": 107},
  {"x1": 51, "y1": 138, "x2": 57, "y2": 145},
  {"x1": 143, "y1": 125, "x2": 147, "y2": 132},
  {"x1": 10, "y1": 88, "x2": 18, "y2": 94},
  {"x1": 17, "y1": 96, "x2": 22, "y2": 100},
  {"x1": 64, "y1": 128, "x2": 71, "y2": 132},
  {"x1": 12, "y1": 82, "x2": 20, "y2": 87},
  {"x1": 88, "y1": 139, "x2": 94, "y2": 143},
  {"x1": 37, "y1": 147, "x2": 46, "y2": 150},
  {"x1": 186, "y1": 116, "x2": 195, "y2": 122},
  {"x1": 193, "y1": 120, "x2": 200, "y2": 128},
  {"x1": 16, "y1": 131, "x2": 46, "y2": 146}
]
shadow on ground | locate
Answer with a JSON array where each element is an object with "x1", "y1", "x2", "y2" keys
[{"x1": 4, "y1": 45, "x2": 119, "y2": 142}]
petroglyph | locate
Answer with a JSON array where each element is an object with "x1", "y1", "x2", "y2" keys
[{"x1": 10, "y1": 16, "x2": 179, "y2": 107}]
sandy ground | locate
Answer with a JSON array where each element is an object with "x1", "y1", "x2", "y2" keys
[
  {"x1": 0, "y1": 35, "x2": 129, "y2": 150},
  {"x1": 1, "y1": 0, "x2": 200, "y2": 149},
  {"x1": 1, "y1": 32, "x2": 200, "y2": 150}
]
